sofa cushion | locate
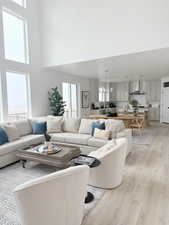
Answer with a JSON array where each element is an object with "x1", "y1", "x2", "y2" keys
[
  {"x1": 79, "y1": 119, "x2": 96, "y2": 134},
  {"x1": 88, "y1": 137, "x2": 109, "y2": 148},
  {"x1": 30, "y1": 117, "x2": 47, "y2": 123},
  {"x1": 62, "y1": 118, "x2": 80, "y2": 133},
  {"x1": 0, "y1": 127, "x2": 9, "y2": 145},
  {"x1": 12, "y1": 120, "x2": 32, "y2": 136},
  {"x1": 0, "y1": 134, "x2": 45, "y2": 156},
  {"x1": 32, "y1": 122, "x2": 47, "y2": 134},
  {"x1": 47, "y1": 116, "x2": 63, "y2": 133},
  {"x1": 4, "y1": 124, "x2": 20, "y2": 142},
  {"x1": 50, "y1": 133, "x2": 68, "y2": 142},
  {"x1": 64, "y1": 133, "x2": 91, "y2": 145},
  {"x1": 51, "y1": 132, "x2": 91, "y2": 145},
  {"x1": 20, "y1": 134, "x2": 45, "y2": 146}
]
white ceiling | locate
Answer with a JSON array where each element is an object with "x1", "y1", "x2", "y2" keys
[{"x1": 47, "y1": 47, "x2": 169, "y2": 82}]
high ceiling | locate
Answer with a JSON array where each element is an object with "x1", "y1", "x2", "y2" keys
[{"x1": 47, "y1": 47, "x2": 169, "y2": 82}]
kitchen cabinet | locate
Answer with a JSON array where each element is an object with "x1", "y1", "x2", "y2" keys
[
  {"x1": 148, "y1": 107, "x2": 160, "y2": 121},
  {"x1": 146, "y1": 80, "x2": 161, "y2": 102},
  {"x1": 140, "y1": 80, "x2": 146, "y2": 93},
  {"x1": 116, "y1": 82, "x2": 129, "y2": 101},
  {"x1": 110, "y1": 83, "x2": 116, "y2": 101}
]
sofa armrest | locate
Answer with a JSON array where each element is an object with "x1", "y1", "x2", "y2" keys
[{"x1": 117, "y1": 129, "x2": 132, "y2": 156}]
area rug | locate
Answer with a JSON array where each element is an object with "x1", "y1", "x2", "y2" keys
[
  {"x1": 0, "y1": 162, "x2": 105, "y2": 225},
  {"x1": 131, "y1": 128, "x2": 156, "y2": 145}
]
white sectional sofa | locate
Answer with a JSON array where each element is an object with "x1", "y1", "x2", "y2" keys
[
  {"x1": 49, "y1": 118, "x2": 132, "y2": 155},
  {"x1": 0, "y1": 120, "x2": 45, "y2": 168},
  {"x1": 0, "y1": 117, "x2": 132, "y2": 168}
]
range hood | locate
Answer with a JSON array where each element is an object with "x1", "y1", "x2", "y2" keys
[{"x1": 130, "y1": 80, "x2": 146, "y2": 95}]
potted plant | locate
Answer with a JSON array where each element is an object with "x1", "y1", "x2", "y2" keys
[
  {"x1": 48, "y1": 87, "x2": 66, "y2": 116},
  {"x1": 129, "y1": 99, "x2": 139, "y2": 116}
]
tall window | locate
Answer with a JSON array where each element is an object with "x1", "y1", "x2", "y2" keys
[
  {"x1": 6, "y1": 72, "x2": 29, "y2": 121},
  {"x1": 2, "y1": 9, "x2": 28, "y2": 63},
  {"x1": 0, "y1": 0, "x2": 30, "y2": 121},
  {"x1": 62, "y1": 82, "x2": 78, "y2": 118}
]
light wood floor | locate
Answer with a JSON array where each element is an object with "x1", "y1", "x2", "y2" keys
[{"x1": 83, "y1": 122, "x2": 169, "y2": 225}]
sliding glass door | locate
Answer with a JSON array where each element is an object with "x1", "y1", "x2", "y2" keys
[{"x1": 62, "y1": 82, "x2": 79, "y2": 118}]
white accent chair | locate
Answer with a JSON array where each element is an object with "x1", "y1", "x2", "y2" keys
[
  {"x1": 89, "y1": 138, "x2": 127, "y2": 189},
  {"x1": 14, "y1": 165, "x2": 89, "y2": 225}
]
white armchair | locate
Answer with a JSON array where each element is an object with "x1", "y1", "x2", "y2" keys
[
  {"x1": 89, "y1": 138, "x2": 127, "y2": 189},
  {"x1": 14, "y1": 165, "x2": 89, "y2": 225}
]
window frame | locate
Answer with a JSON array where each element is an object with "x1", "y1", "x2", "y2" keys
[
  {"x1": 2, "y1": 7, "x2": 29, "y2": 64},
  {"x1": 6, "y1": 70, "x2": 31, "y2": 120},
  {"x1": 11, "y1": 0, "x2": 27, "y2": 8},
  {"x1": 0, "y1": 0, "x2": 31, "y2": 122}
]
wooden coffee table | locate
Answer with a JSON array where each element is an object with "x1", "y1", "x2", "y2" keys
[{"x1": 16, "y1": 144, "x2": 81, "y2": 169}]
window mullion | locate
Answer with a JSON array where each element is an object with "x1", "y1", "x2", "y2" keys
[
  {"x1": 69, "y1": 83, "x2": 72, "y2": 117},
  {"x1": 0, "y1": 2, "x2": 5, "y2": 61},
  {"x1": 1, "y1": 71, "x2": 8, "y2": 121},
  {"x1": 1, "y1": 0, "x2": 26, "y2": 18}
]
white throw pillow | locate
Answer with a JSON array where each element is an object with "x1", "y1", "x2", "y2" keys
[
  {"x1": 12, "y1": 120, "x2": 32, "y2": 136},
  {"x1": 105, "y1": 119, "x2": 125, "y2": 138},
  {"x1": 47, "y1": 116, "x2": 63, "y2": 133},
  {"x1": 4, "y1": 124, "x2": 20, "y2": 142},
  {"x1": 79, "y1": 119, "x2": 96, "y2": 134},
  {"x1": 62, "y1": 118, "x2": 80, "y2": 133},
  {"x1": 94, "y1": 128, "x2": 111, "y2": 141}
]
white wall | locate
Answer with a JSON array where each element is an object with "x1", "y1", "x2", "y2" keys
[
  {"x1": 32, "y1": 70, "x2": 92, "y2": 117},
  {"x1": 90, "y1": 78, "x2": 99, "y2": 103},
  {"x1": 40, "y1": 0, "x2": 169, "y2": 67},
  {"x1": 3, "y1": 0, "x2": 93, "y2": 118}
]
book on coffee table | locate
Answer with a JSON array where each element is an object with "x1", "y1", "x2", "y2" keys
[{"x1": 72, "y1": 155, "x2": 96, "y2": 166}]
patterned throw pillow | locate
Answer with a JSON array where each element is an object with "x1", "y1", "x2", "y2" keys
[
  {"x1": 91, "y1": 121, "x2": 105, "y2": 136},
  {"x1": 94, "y1": 128, "x2": 111, "y2": 140}
]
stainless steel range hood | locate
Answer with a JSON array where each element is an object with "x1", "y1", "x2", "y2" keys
[{"x1": 130, "y1": 80, "x2": 146, "y2": 95}]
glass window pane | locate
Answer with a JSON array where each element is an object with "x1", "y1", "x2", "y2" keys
[
  {"x1": 3, "y1": 10, "x2": 27, "y2": 63},
  {"x1": 62, "y1": 82, "x2": 70, "y2": 118},
  {"x1": 12, "y1": 0, "x2": 26, "y2": 7},
  {"x1": 62, "y1": 82, "x2": 78, "y2": 118},
  {"x1": 6, "y1": 72, "x2": 28, "y2": 121},
  {"x1": 0, "y1": 73, "x2": 3, "y2": 121},
  {"x1": 71, "y1": 84, "x2": 78, "y2": 118}
]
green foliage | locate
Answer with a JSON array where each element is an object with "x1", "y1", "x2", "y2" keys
[
  {"x1": 48, "y1": 87, "x2": 66, "y2": 116},
  {"x1": 129, "y1": 99, "x2": 139, "y2": 107}
]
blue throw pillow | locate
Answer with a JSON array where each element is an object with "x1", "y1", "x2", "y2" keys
[
  {"x1": 0, "y1": 127, "x2": 9, "y2": 145},
  {"x1": 91, "y1": 122, "x2": 105, "y2": 136},
  {"x1": 32, "y1": 122, "x2": 47, "y2": 135}
]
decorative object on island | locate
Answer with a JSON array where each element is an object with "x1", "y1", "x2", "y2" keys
[
  {"x1": 48, "y1": 87, "x2": 66, "y2": 116},
  {"x1": 129, "y1": 99, "x2": 139, "y2": 116},
  {"x1": 81, "y1": 91, "x2": 89, "y2": 108}
]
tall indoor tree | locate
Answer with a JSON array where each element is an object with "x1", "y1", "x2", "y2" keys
[{"x1": 48, "y1": 87, "x2": 66, "y2": 116}]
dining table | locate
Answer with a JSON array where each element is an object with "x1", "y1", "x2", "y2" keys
[{"x1": 86, "y1": 112, "x2": 147, "y2": 130}]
